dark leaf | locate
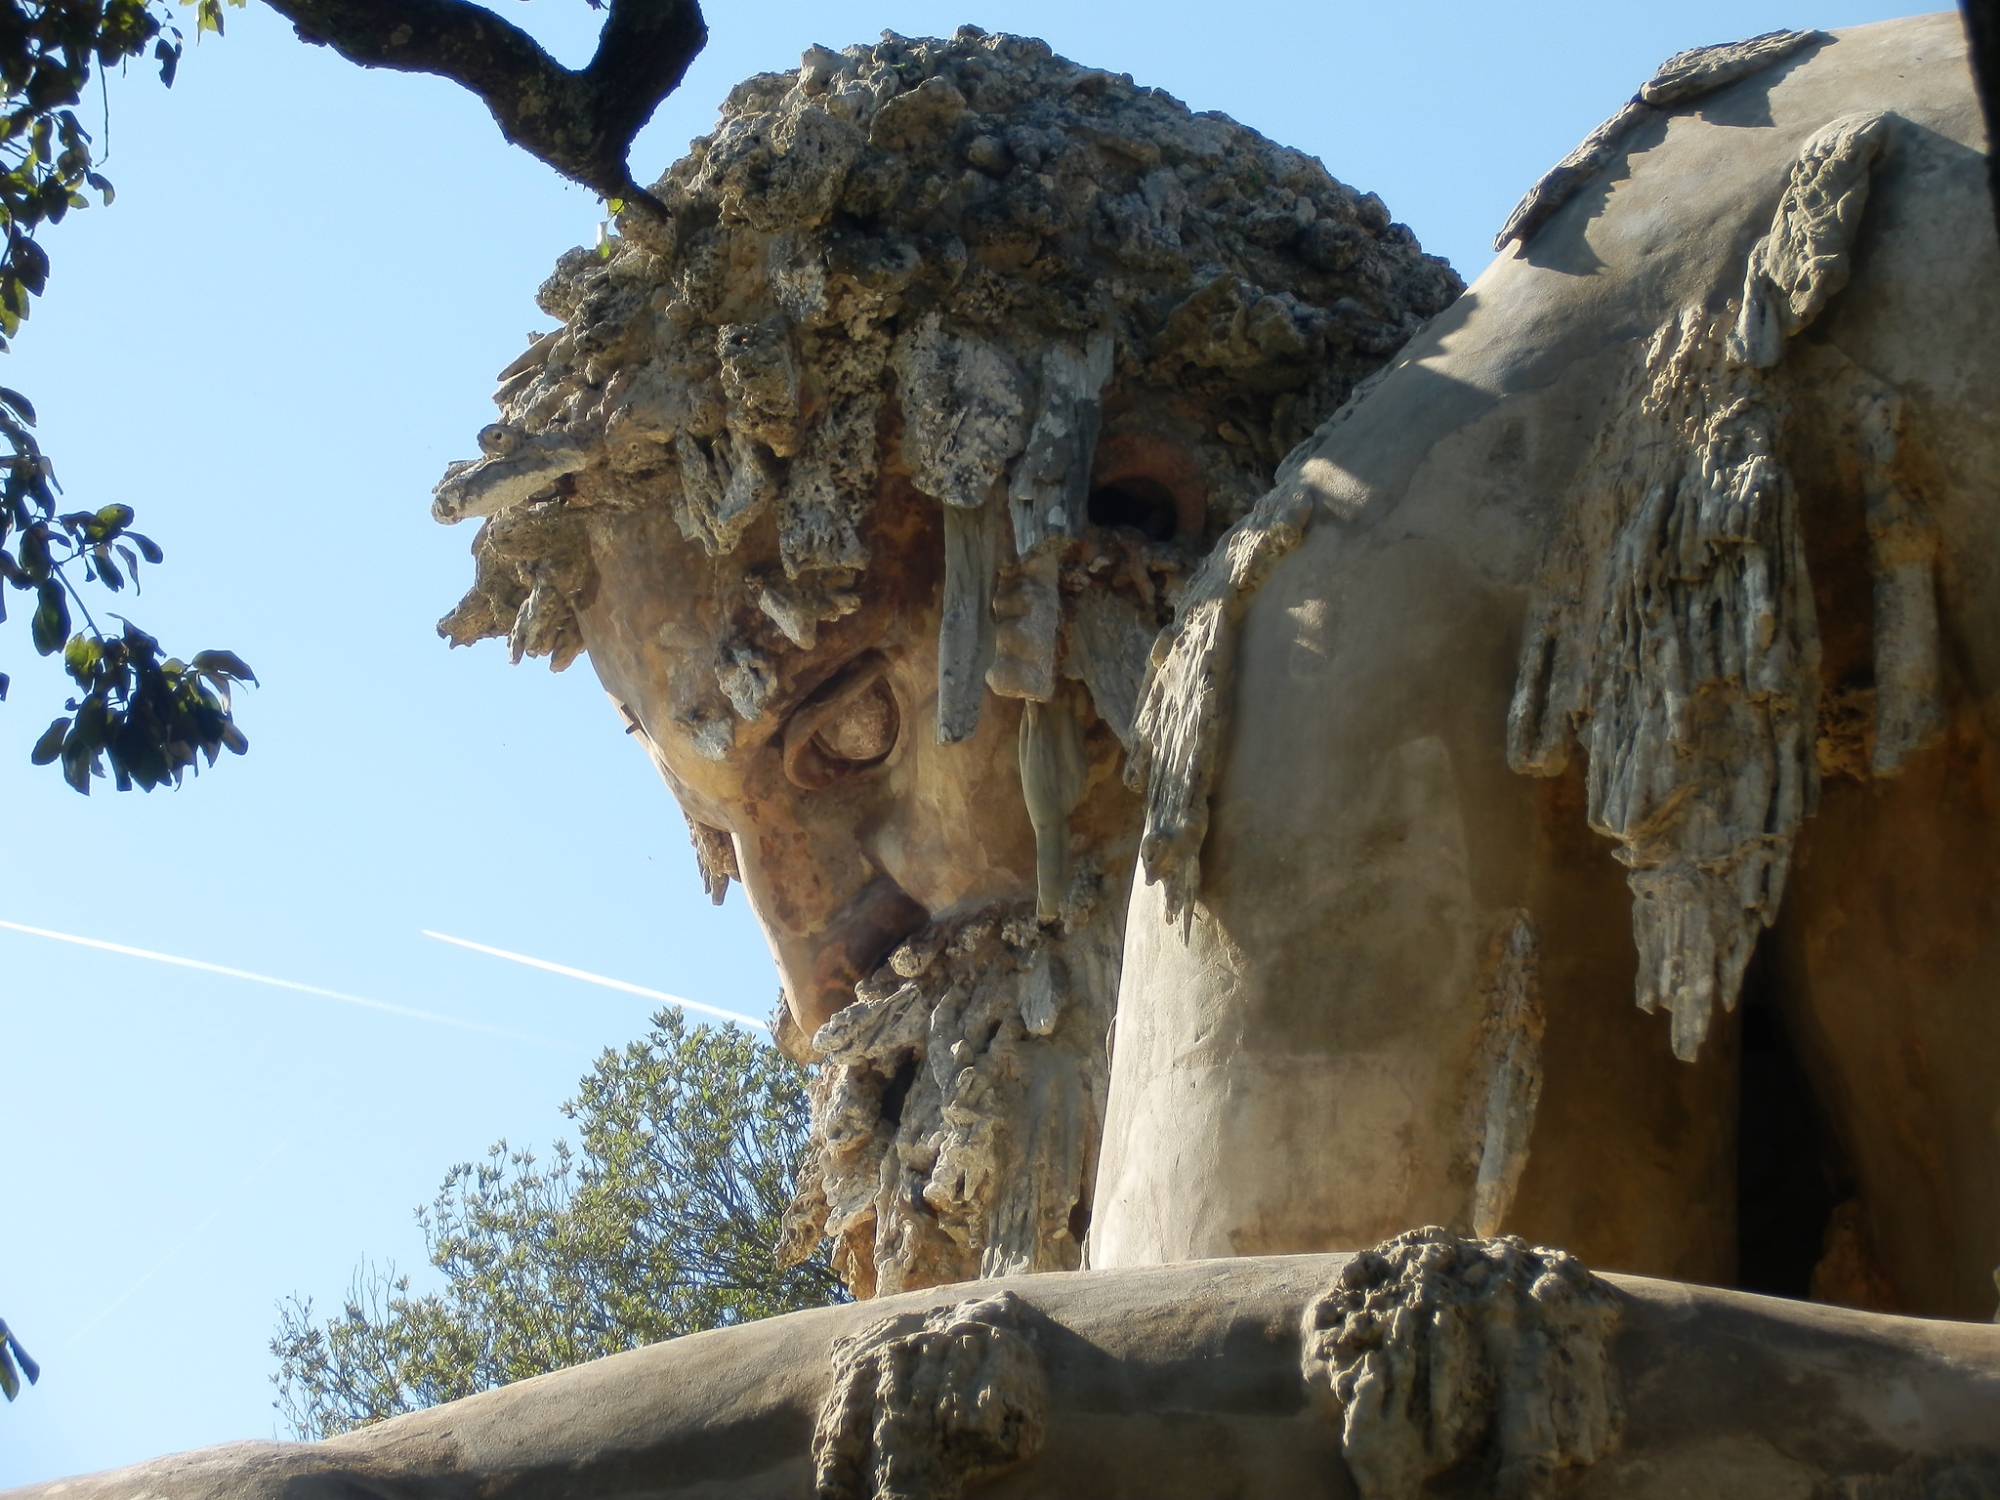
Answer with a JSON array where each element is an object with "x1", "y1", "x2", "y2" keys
[
  {"x1": 30, "y1": 578, "x2": 67, "y2": 654},
  {"x1": 61, "y1": 744, "x2": 92, "y2": 794},
  {"x1": 128, "y1": 531, "x2": 162, "y2": 564},
  {"x1": 191, "y1": 649, "x2": 256, "y2": 684},
  {"x1": 29, "y1": 716, "x2": 66, "y2": 763},
  {"x1": 0, "y1": 386, "x2": 37, "y2": 425}
]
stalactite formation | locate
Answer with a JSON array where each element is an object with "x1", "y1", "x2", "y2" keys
[{"x1": 1508, "y1": 112, "x2": 1913, "y2": 1059}]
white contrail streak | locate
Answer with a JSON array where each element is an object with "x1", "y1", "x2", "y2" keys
[
  {"x1": 63, "y1": 1135, "x2": 296, "y2": 1353},
  {"x1": 0, "y1": 918, "x2": 563, "y2": 1048},
  {"x1": 420, "y1": 929, "x2": 770, "y2": 1033}
]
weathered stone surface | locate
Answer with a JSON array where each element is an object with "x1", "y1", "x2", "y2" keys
[
  {"x1": 787, "y1": 891, "x2": 1120, "y2": 1298},
  {"x1": 14, "y1": 1257, "x2": 2000, "y2": 1500},
  {"x1": 1125, "y1": 479, "x2": 1313, "y2": 926},
  {"x1": 1494, "y1": 30, "x2": 1824, "y2": 251},
  {"x1": 1464, "y1": 914, "x2": 1543, "y2": 1239},
  {"x1": 437, "y1": 29, "x2": 1459, "y2": 1303},
  {"x1": 1728, "y1": 111, "x2": 1892, "y2": 366},
  {"x1": 1097, "y1": 15, "x2": 2000, "y2": 1320},
  {"x1": 812, "y1": 1291, "x2": 1045, "y2": 1500},
  {"x1": 1302, "y1": 1229, "x2": 1622, "y2": 1500},
  {"x1": 437, "y1": 27, "x2": 1459, "y2": 734},
  {"x1": 1507, "y1": 111, "x2": 1899, "y2": 1060}
]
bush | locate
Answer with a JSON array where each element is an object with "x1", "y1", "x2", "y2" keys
[{"x1": 271, "y1": 1009, "x2": 841, "y2": 1437}]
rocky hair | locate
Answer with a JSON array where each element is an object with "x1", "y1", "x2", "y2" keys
[{"x1": 435, "y1": 26, "x2": 1459, "y2": 749}]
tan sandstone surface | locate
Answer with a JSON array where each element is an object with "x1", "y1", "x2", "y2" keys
[
  {"x1": 9, "y1": 1248, "x2": 1999, "y2": 1500},
  {"x1": 1098, "y1": 11, "x2": 2000, "y2": 1320}
]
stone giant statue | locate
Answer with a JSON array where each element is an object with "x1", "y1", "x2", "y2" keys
[
  {"x1": 13, "y1": 14, "x2": 2000, "y2": 1500},
  {"x1": 431, "y1": 26, "x2": 1458, "y2": 1300}
]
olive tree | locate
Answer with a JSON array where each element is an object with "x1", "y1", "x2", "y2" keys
[{"x1": 270, "y1": 1011, "x2": 840, "y2": 1438}]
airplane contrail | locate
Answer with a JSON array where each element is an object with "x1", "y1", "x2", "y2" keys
[
  {"x1": 420, "y1": 930, "x2": 770, "y2": 1033},
  {"x1": 62, "y1": 1135, "x2": 296, "y2": 1354},
  {"x1": 0, "y1": 918, "x2": 565, "y2": 1048}
]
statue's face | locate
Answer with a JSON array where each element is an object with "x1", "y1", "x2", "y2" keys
[
  {"x1": 579, "y1": 480, "x2": 1025, "y2": 1040},
  {"x1": 577, "y1": 398, "x2": 1209, "y2": 1040},
  {"x1": 435, "y1": 30, "x2": 1459, "y2": 1050}
]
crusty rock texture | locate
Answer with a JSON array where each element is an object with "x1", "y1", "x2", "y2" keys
[
  {"x1": 1464, "y1": 914, "x2": 1544, "y2": 1240},
  {"x1": 433, "y1": 28, "x2": 1460, "y2": 1302},
  {"x1": 1833, "y1": 1450, "x2": 2000, "y2": 1500},
  {"x1": 1507, "y1": 109, "x2": 1929, "y2": 1060},
  {"x1": 780, "y1": 886, "x2": 1120, "y2": 1299},
  {"x1": 812, "y1": 1290, "x2": 1045, "y2": 1500},
  {"x1": 12, "y1": 1254, "x2": 2000, "y2": 1500},
  {"x1": 435, "y1": 25, "x2": 1459, "y2": 737},
  {"x1": 1301, "y1": 1228, "x2": 1624, "y2": 1500},
  {"x1": 1494, "y1": 30, "x2": 1825, "y2": 251}
]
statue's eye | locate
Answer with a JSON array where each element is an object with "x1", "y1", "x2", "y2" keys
[
  {"x1": 783, "y1": 655, "x2": 901, "y2": 788},
  {"x1": 812, "y1": 680, "x2": 898, "y2": 764}
]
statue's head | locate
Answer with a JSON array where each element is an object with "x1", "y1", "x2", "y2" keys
[{"x1": 437, "y1": 27, "x2": 1456, "y2": 1040}]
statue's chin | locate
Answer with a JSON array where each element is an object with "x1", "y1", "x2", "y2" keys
[{"x1": 799, "y1": 890, "x2": 1122, "y2": 1299}]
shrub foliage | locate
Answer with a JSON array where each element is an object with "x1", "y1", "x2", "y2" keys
[{"x1": 271, "y1": 1010, "x2": 840, "y2": 1438}]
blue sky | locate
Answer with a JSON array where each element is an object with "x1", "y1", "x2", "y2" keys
[{"x1": 0, "y1": 0, "x2": 1935, "y2": 1482}]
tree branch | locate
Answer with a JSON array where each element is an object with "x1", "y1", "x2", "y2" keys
[{"x1": 258, "y1": 0, "x2": 705, "y2": 204}]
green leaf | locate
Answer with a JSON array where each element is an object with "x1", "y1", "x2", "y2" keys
[
  {"x1": 63, "y1": 631, "x2": 101, "y2": 680},
  {"x1": 0, "y1": 386, "x2": 38, "y2": 425},
  {"x1": 29, "y1": 716, "x2": 68, "y2": 763},
  {"x1": 191, "y1": 648, "x2": 256, "y2": 684},
  {"x1": 30, "y1": 578, "x2": 67, "y2": 654}
]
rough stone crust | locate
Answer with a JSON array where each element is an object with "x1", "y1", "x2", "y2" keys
[
  {"x1": 812, "y1": 1289, "x2": 1047, "y2": 1500},
  {"x1": 1301, "y1": 1228, "x2": 1623, "y2": 1500},
  {"x1": 792, "y1": 892, "x2": 1118, "y2": 1298},
  {"x1": 1826, "y1": 1449, "x2": 2000, "y2": 1500},
  {"x1": 1507, "y1": 113, "x2": 1895, "y2": 1061},
  {"x1": 1728, "y1": 112, "x2": 1892, "y2": 367},
  {"x1": 435, "y1": 28, "x2": 1460, "y2": 739},
  {"x1": 1125, "y1": 481, "x2": 1313, "y2": 927},
  {"x1": 682, "y1": 813, "x2": 738, "y2": 904},
  {"x1": 1465, "y1": 914, "x2": 1544, "y2": 1239},
  {"x1": 1494, "y1": 30, "x2": 1822, "y2": 252}
]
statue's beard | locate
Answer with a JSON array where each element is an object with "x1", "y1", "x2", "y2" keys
[{"x1": 782, "y1": 877, "x2": 1123, "y2": 1299}]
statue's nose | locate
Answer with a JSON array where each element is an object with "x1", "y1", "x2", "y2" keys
[{"x1": 771, "y1": 875, "x2": 930, "y2": 1042}]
